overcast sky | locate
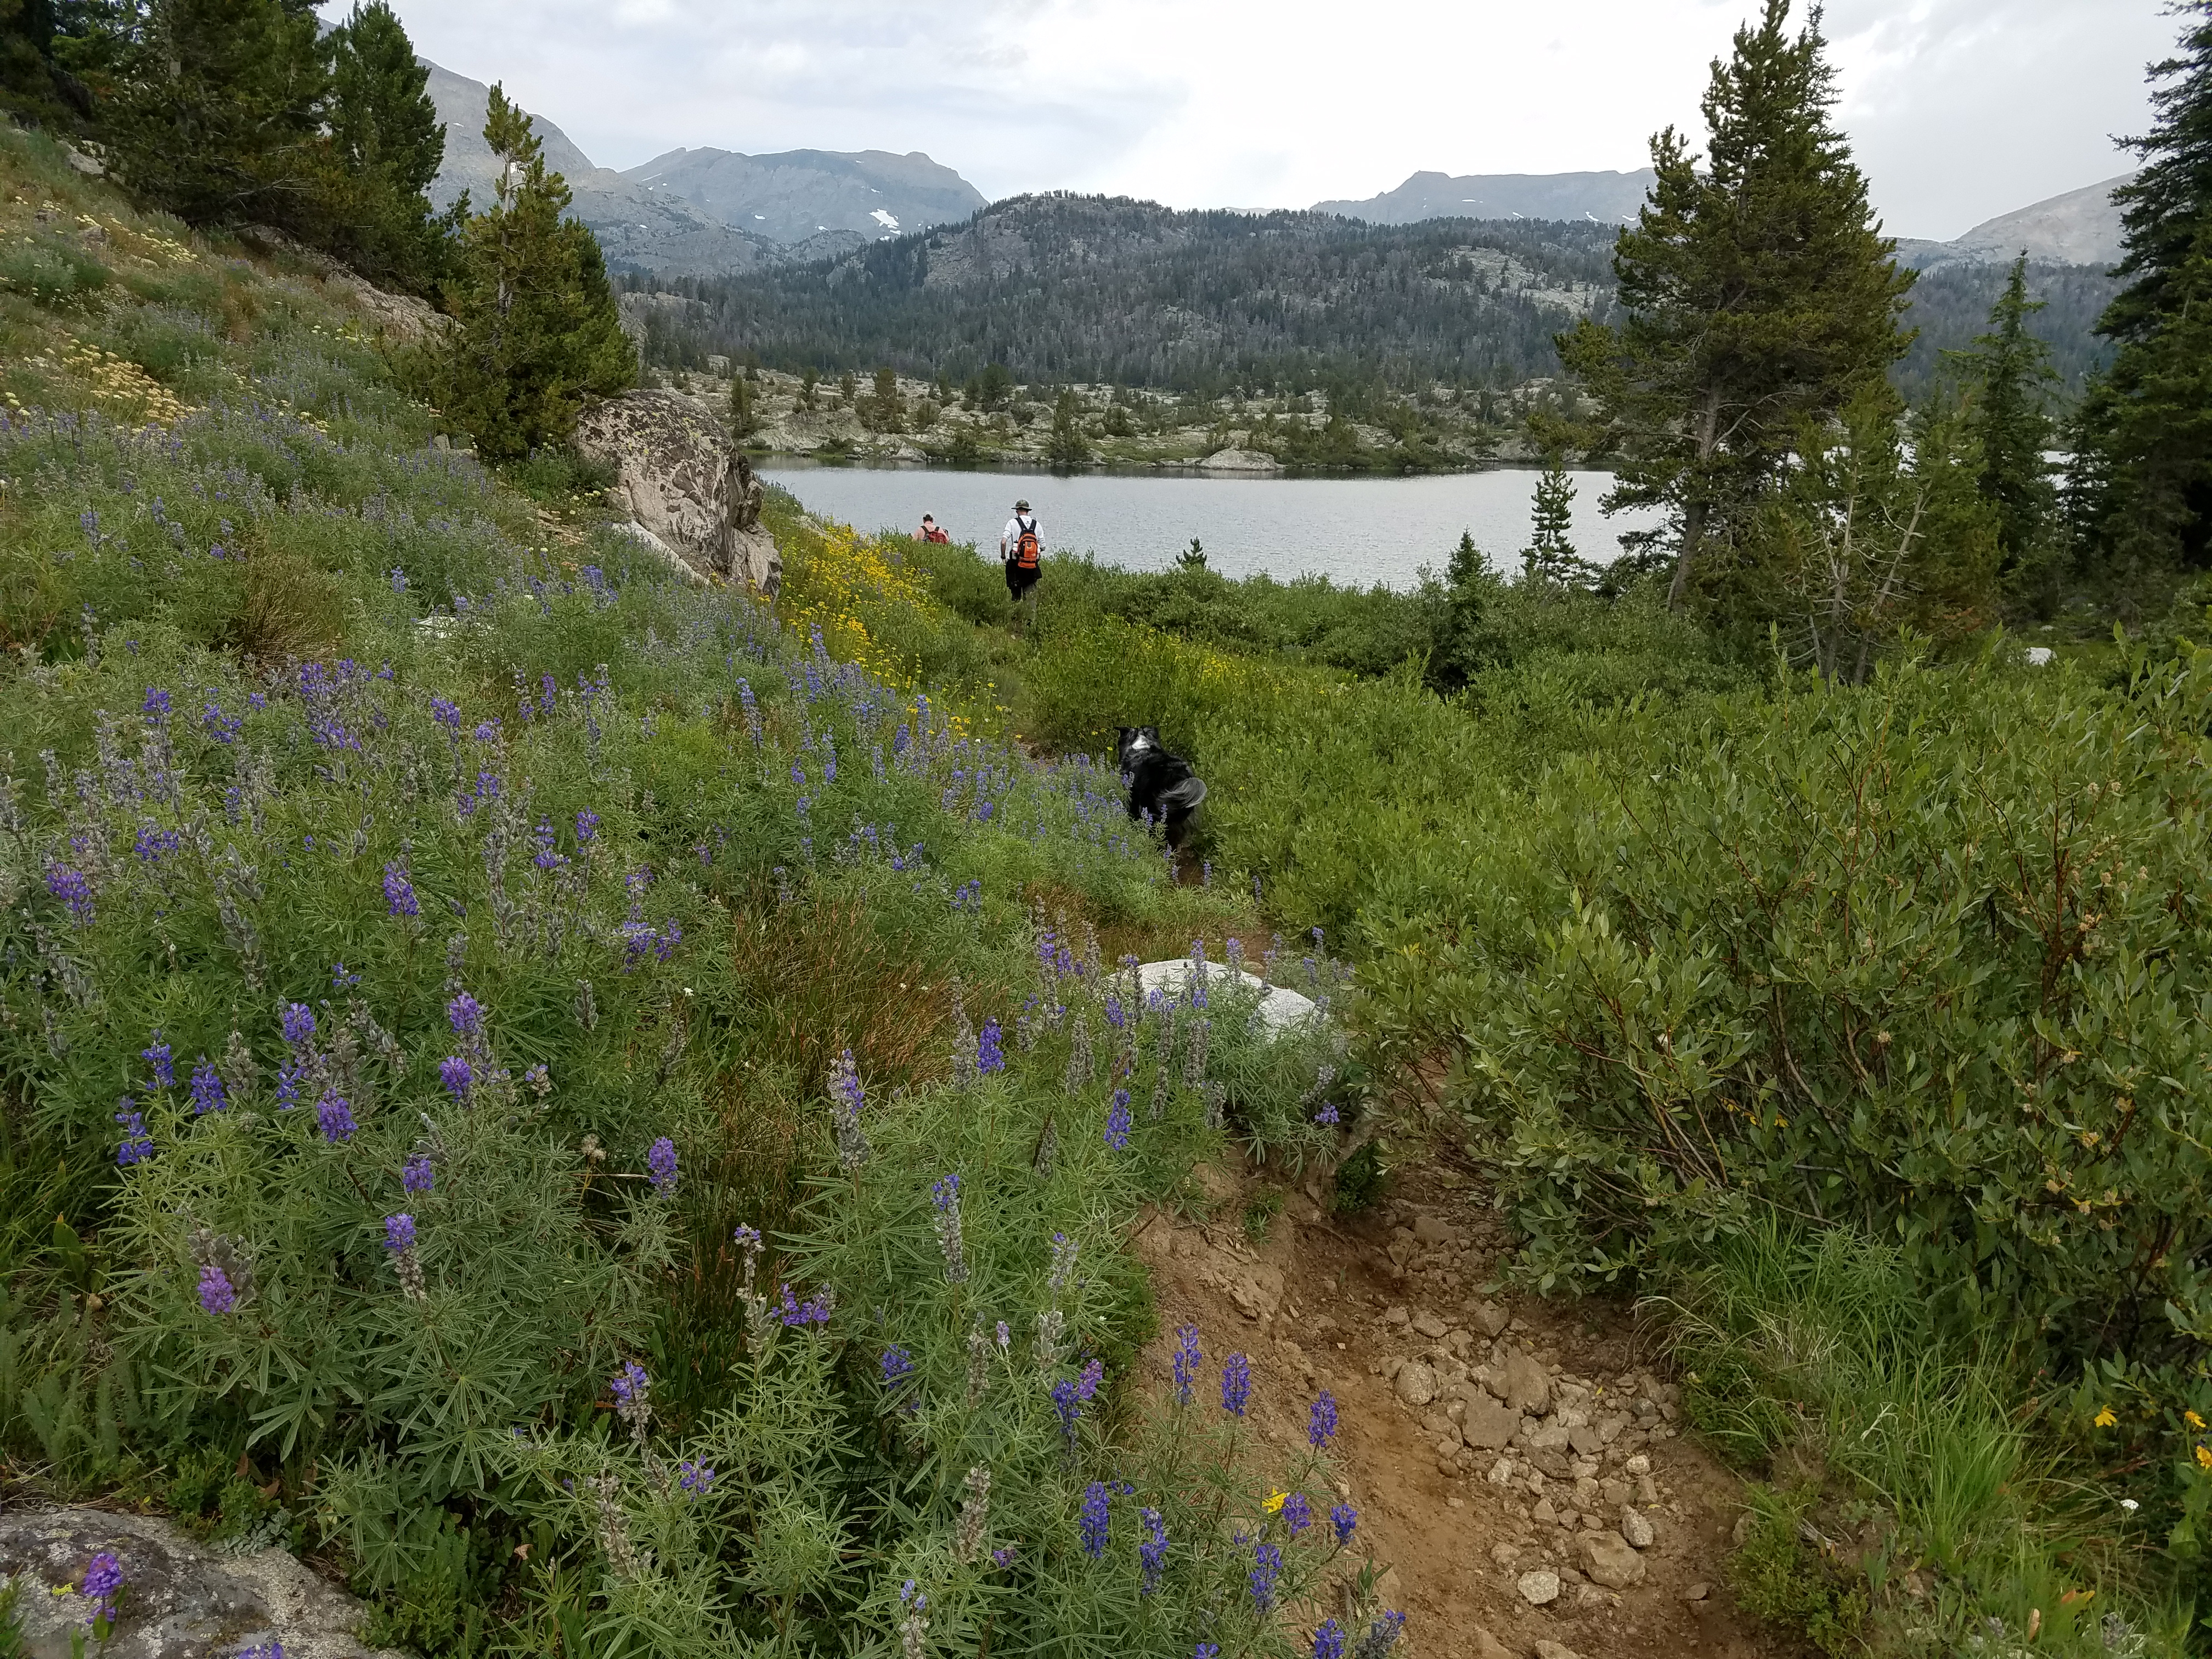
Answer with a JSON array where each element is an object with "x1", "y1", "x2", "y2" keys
[{"x1": 345, "y1": 0, "x2": 2171, "y2": 241}]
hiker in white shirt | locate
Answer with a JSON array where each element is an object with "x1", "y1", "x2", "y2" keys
[{"x1": 1000, "y1": 499, "x2": 1042, "y2": 630}]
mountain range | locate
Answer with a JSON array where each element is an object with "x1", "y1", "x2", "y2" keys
[{"x1": 422, "y1": 60, "x2": 987, "y2": 277}]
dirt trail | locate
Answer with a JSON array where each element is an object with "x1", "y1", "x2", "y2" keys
[{"x1": 1131, "y1": 1158, "x2": 1792, "y2": 1659}]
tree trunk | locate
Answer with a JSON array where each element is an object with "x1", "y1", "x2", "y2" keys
[{"x1": 1668, "y1": 497, "x2": 1706, "y2": 611}]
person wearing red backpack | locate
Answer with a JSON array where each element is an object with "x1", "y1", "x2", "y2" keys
[{"x1": 999, "y1": 497, "x2": 1043, "y2": 630}]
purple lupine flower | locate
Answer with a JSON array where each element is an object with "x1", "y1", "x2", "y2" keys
[
  {"x1": 330, "y1": 961, "x2": 360, "y2": 989},
  {"x1": 1050, "y1": 1376, "x2": 1084, "y2": 1444},
  {"x1": 678, "y1": 1460, "x2": 715, "y2": 1499},
  {"x1": 1173, "y1": 1325, "x2": 1201, "y2": 1406},
  {"x1": 114, "y1": 1103, "x2": 153, "y2": 1166},
  {"x1": 446, "y1": 992, "x2": 482, "y2": 1036},
  {"x1": 1222, "y1": 1353, "x2": 1250, "y2": 1418},
  {"x1": 143, "y1": 1035, "x2": 174, "y2": 1090},
  {"x1": 142, "y1": 686, "x2": 171, "y2": 725},
  {"x1": 991, "y1": 1547, "x2": 1015, "y2": 1569},
  {"x1": 1196, "y1": 1649, "x2": 1220, "y2": 1659},
  {"x1": 391, "y1": 566, "x2": 409, "y2": 593},
  {"x1": 1330, "y1": 1503, "x2": 1358, "y2": 1545},
  {"x1": 931, "y1": 1172, "x2": 967, "y2": 1282},
  {"x1": 80, "y1": 1550, "x2": 124, "y2": 1626},
  {"x1": 402, "y1": 1153, "x2": 434, "y2": 1194},
  {"x1": 438, "y1": 1056, "x2": 472, "y2": 1100},
  {"x1": 134, "y1": 824, "x2": 182, "y2": 862},
  {"x1": 1078, "y1": 1481, "x2": 1110, "y2": 1559},
  {"x1": 1138, "y1": 1505, "x2": 1168, "y2": 1593},
  {"x1": 1355, "y1": 1612, "x2": 1406, "y2": 1657},
  {"x1": 382, "y1": 862, "x2": 419, "y2": 917},
  {"x1": 575, "y1": 809, "x2": 600, "y2": 843},
  {"x1": 879, "y1": 1345, "x2": 914, "y2": 1386},
  {"x1": 201, "y1": 701, "x2": 242, "y2": 743},
  {"x1": 828, "y1": 1050, "x2": 868, "y2": 1172},
  {"x1": 188, "y1": 1057, "x2": 226, "y2": 1115},
  {"x1": 317, "y1": 1091, "x2": 357, "y2": 1143},
  {"x1": 384, "y1": 1214, "x2": 416, "y2": 1252},
  {"x1": 1249, "y1": 1542, "x2": 1282, "y2": 1612},
  {"x1": 275, "y1": 1062, "x2": 301, "y2": 1110},
  {"x1": 45, "y1": 862, "x2": 94, "y2": 923},
  {"x1": 647, "y1": 1136, "x2": 679, "y2": 1194},
  {"x1": 976, "y1": 1018, "x2": 1005, "y2": 1075},
  {"x1": 198, "y1": 1263, "x2": 237, "y2": 1315},
  {"x1": 281, "y1": 1003, "x2": 315, "y2": 1048},
  {"x1": 1313, "y1": 1620, "x2": 1347, "y2": 1659},
  {"x1": 1309, "y1": 1390, "x2": 1339, "y2": 1449},
  {"x1": 777, "y1": 1283, "x2": 834, "y2": 1325},
  {"x1": 1282, "y1": 1492, "x2": 1312, "y2": 1536},
  {"x1": 1314, "y1": 1100, "x2": 1341, "y2": 1127},
  {"x1": 472, "y1": 720, "x2": 499, "y2": 742},
  {"x1": 610, "y1": 1362, "x2": 648, "y2": 1414},
  {"x1": 1103, "y1": 1089, "x2": 1132, "y2": 1151}
]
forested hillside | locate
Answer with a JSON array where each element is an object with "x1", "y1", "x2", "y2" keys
[
  {"x1": 623, "y1": 195, "x2": 1624, "y2": 393},
  {"x1": 625, "y1": 192, "x2": 2114, "y2": 407}
]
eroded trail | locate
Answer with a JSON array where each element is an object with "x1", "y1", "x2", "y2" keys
[{"x1": 1131, "y1": 1160, "x2": 1793, "y2": 1659}]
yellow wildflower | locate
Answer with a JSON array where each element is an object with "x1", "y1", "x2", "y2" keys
[
  {"x1": 2094, "y1": 1407, "x2": 2117, "y2": 1428},
  {"x1": 1263, "y1": 1490, "x2": 1286, "y2": 1514},
  {"x1": 2197, "y1": 1444, "x2": 2212, "y2": 1471},
  {"x1": 2189, "y1": 1410, "x2": 2207, "y2": 1430}
]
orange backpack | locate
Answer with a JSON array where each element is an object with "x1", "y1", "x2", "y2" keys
[{"x1": 1013, "y1": 516, "x2": 1040, "y2": 572}]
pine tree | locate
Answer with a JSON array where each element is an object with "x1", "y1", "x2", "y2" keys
[
  {"x1": 1521, "y1": 459, "x2": 1593, "y2": 589},
  {"x1": 318, "y1": 1, "x2": 447, "y2": 289},
  {"x1": 103, "y1": 0, "x2": 328, "y2": 225},
  {"x1": 434, "y1": 85, "x2": 635, "y2": 461},
  {"x1": 1950, "y1": 254, "x2": 2057, "y2": 580},
  {"x1": 730, "y1": 374, "x2": 760, "y2": 439},
  {"x1": 1047, "y1": 387, "x2": 1092, "y2": 468},
  {"x1": 2069, "y1": 1, "x2": 2212, "y2": 572},
  {"x1": 1558, "y1": 0, "x2": 1915, "y2": 611}
]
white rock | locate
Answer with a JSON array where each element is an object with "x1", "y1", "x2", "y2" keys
[
  {"x1": 1536, "y1": 1642, "x2": 1586, "y2": 1659},
  {"x1": 1486, "y1": 1456, "x2": 1517, "y2": 1486},
  {"x1": 1623, "y1": 1453, "x2": 1651, "y2": 1476},
  {"x1": 1579, "y1": 1529, "x2": 1647, "y2": 1589},
  {"x1": 1622, "y1": 1506, "x2": 1656, "y2": 1549},
  {"x1": 1517, "y1": 1568, "x2": 1561, "y2": 1606},
  {"x1": 1133, "y1": 958, "x2": 1319, "y2": 1034},
  {"x1": 1395, "y1": 1361, "x2": 1438, "y2": 1407}
]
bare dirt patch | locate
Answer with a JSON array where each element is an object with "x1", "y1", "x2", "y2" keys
[{"x1": 1130, "y1": 1159, "x2": 1798, "y2": 1659}]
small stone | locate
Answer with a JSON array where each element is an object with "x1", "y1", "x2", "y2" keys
[
  {"x1": 1462, "y1": 1395, "x2": 1520, "y2": 1450},
  {"x1": 1537, "y1": 1642, "x2": 1585, "y2": 1659},
  {"x1": 1685, "y1": 1581, "x2": 1711, "y2": 1602},
  {"x1": 1572, "y1": 1476, "x2": 1600, "y2": 1508},
  {"x1": 1412, "y1": 1309, "x2": 1449, "y2": 1339},
  {"x1": 1490, "y1": 1542, "x2": 1522, "y2": 1568},
  {"x1": 1599, "y1": 1477, "x2": 1630, "y2": 1506},
  {"x1": 1623, "y1": 1452, "x2": 1651, "y2": 1476},
  {"x1": 1634, "y1": 1475, "x2": 1660, "y2": 1505},
  {"x1": 1395, "y1": 1361, "x2": 1438, "y2": 1407},
  {"x1": 1412, "y1": 1214, "x2": 1454, "y2": 1246},
  {"x1": 1436, "y1": 1435, "x2": 1461, "y2": 1458},
  {"x1": 1384, "y1": 1305, "x2": 1410, "y2": 1327},
  {"x1": 1517, "y1": 1568, "x2": 1561, "y2": 1606},
  {"x1": 1497, "y1": 1348, "x2": 1553, "y2": 1415},
  {"x1": 1474, "y1": 1630, "x2": 1517, "y2": 1659},
  {"x1": 1470, "y1": 1300, "x2": 1511, "y2": 1337},
  {"x1": 1566, "y1": 1423, "x2": 1605, "y2": 1457},
  {"x1": 1579, "y1": 1529, "x2": 1647, "y2": 1589},
  {"x1": 1622, "y1": 1506, "x2": 1656, "y2": 1549},
  {"x1": 1573, "y1": 1583, "x2": 1612, "y2": 1609},
  {"x1": 1531, "y1": 1497, "x2": 1558, "y2": 1526}
]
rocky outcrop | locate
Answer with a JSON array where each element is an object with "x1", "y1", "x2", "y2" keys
[
  {"x1": 233, "y1": 225, "x2": 442, "y2": 344},
  {"x1": 572, "y1": 390, "x2": 781, "y2": 595},
  {"x1": 0, "y1": 1505, "x2": 403, "y2": 1659},
  {"x1": 1197, "y1": 447, "x2": 1284, "y2": 474}
]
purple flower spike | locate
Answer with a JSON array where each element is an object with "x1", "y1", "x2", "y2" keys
[
  {"x1": 1282, "y1": 1492, "x2": 1312, "y2": 1535},
  {"x1": 1078, "y1": 1481, "x2": 1110, "y2": 1559},
  {"x1": 44, "y1": 862, "x2": 94, "y2": 924},
  {"x1": 382, "y1": 862, "x2": 419, "y2": 918},
  {"x1": 198, "y1": 1263, "x2": 236, "y2": 1315},
  {"x1": 438, "y1": 1056, "x2": 473, "y2": 1101},
  {"x1": 281, "y1": 1003, "x2": 315, "y2": 1048},
  {"x1": 1309, "y1": 1390, "x2": 1339, "y2": 1449},
  {"x1": 879, "y1": 1345, "x2": 913, "y2": 1386},
  {"x1": 142, "y1": 1035, "x2": 174, "y2": 1090},
  {"x1": 1103, "y1": 1088, "x2": 1132, "y2": 1151},
  {"x1": 188, "y1": 1057, "x2": 226, "y2": 1115},
  {"x1": 977, "y1": 1018, "x2": 1005, "y2": 1075},
  {"x1": 575, "y1": 809, "x2": 600, "y2": 843},
  {"x1": 1312, "y1": 1621, "x2": 1346, "y2": 1659},
  {"x1": 647, "y1": 1137, "x2": 678, "y2": 1193},
  {"x1": 1221, "y1": 1352, "x2": 1251, "y2": 1418},
  {"x1": 402, "y1": 1153, "x2": 435, "y2": 1194},
  {"x1": 445, "y1": 992, "x2": 482, "y2": 1036},
  {"x1": 1330, "y1": 1502, "x2": 1358, "y2": 1545},
  {"x1": 81, "y1": 1549, "x2": 124, "y2": 1626},
  {"x1": 1249, "y1": 1542, "x2": 1282, "y2": 1612},
  {"x1": 114, "y1": 1103, "x2": 153, "y2": 1167},
  {"x1": 1173, "y1": 1324, "x2": 1201, "y2": 1406},
  {"x1": 679, "y1": 1460, "x2": 715, "y2": 1499},
  {"x1": 1138, "y1": 1505, "x2": 1167, "y2": 1594},
  {"x1": 384, "y1": 1214, "x2": 416, "y2": 1252},
  {"x1": 317, "y1": 1091, "x2": 357, "y2": 1143}
]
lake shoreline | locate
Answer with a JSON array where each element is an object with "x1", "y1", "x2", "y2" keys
[{"x1": 757, "y1": 454, "x2": 1571, "y2": 482}]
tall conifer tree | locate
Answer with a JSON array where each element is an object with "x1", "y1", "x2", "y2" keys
[
  {"x1": 1559, "y1": 0, "x2": 1915, "y2": 610},
  {"x1": 2069, "y1": 1, "x2": 2212, "y2": 572},
  {"x1": 1952, "y1": 255, "x2": 2057, "y2": 579},
  {"x1": 435, "y1": 86, "x2": 635, "y2": 459}
]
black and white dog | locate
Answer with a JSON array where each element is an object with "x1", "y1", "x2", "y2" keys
[{"x1": 1116, "y1": 726, "x2": 1207, "y2": 848}]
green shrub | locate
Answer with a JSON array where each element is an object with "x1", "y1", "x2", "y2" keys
[{"x1": 0, "y1": 236, "x2": 111, "y2": 307}]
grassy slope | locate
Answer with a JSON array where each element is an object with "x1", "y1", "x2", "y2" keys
[{"x1": 0, "y1": 123, "x2": 1386, "y2": 1659}]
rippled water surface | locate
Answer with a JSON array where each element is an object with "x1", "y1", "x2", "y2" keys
[{"x1": 761, "y1": 461, "x2": 1663, "y2": 590}]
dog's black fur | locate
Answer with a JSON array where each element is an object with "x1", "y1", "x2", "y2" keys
[{"x1": 1116, "y1": 726, "x2": 1206, "y2": 848}]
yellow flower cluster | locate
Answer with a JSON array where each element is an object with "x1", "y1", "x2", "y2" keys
[
  {"x1": 20, "y1": 338, "x2": 196, "y2": 427},
  {"x1": 778, "y1": 520, "x2": 982, "y2": 730}
]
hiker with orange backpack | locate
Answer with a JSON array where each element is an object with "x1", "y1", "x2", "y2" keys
[{"x1": 999, "y1": 497, "x2": 1043, "y2": 630}]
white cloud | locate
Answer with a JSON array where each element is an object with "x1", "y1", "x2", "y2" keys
[{"x1": 355, "y1": 0, "x2": 2168, "y2": 239}]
